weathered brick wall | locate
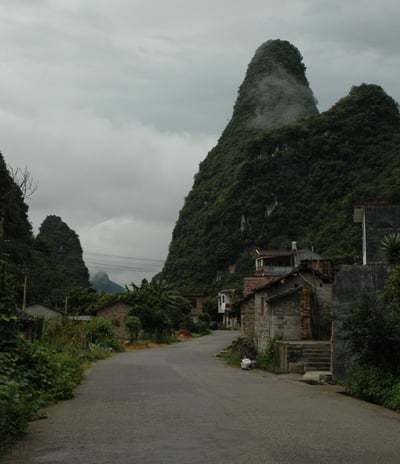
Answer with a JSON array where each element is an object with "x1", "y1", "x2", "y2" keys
[
  {"x1": 97, "y1": 303, "x2": 131, "y2": 340},
  {"x1": 241, "y1": 298, "x2": 255, "y2": 340},
  {"x1": 243, "y1": 277, "x2": 272, "y2": 297}
]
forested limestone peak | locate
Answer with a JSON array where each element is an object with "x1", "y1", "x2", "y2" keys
[
  {"x1": 162, "y1": 40, "x2": 321, "y2": 290},
  {"x1": 36, "y1": 215, "x2": 89, "y2": 288},
  {"x1": 163, "y1": 41, "x2": 400, "y2": 293},
  {"x1": 231, "y1": 39, "x2": 318, "y2": 130}
]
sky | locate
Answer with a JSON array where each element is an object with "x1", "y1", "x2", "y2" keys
[{"x1": 1, "y1": 0, "x2": 399, "y2": 286}]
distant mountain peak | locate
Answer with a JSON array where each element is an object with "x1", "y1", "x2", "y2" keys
[{"x1": 91, "y1": 271, "x2": 124, "y2": 294}]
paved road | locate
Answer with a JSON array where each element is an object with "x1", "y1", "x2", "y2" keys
[{"x1": 3, "y1": 331, "x2": 400, "y2": 463}]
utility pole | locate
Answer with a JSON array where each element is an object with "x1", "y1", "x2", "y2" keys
[{"x1": 22, "y1": 267, "x2": 28, "y2": 311}]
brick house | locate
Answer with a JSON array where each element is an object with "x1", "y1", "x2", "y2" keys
[
  {"x1": 241, "y1": 248, "x2": 334, "y2": 353},
  {"x1": 95, "y1": 301, "x2": 132, "y2": 340},
  {"x1": 182, "y1": 292, "x2": 204, "y2": 321}
]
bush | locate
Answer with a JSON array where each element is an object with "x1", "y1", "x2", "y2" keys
[
  {"x1": 125, "y1": 315, "x2": 142, "y2": 343},
  {"x1": 384, "y1": 379, "x2": 400, "y2": 411},
  {"x1": 0, "y1": 319, "x2": 122, "y2": 453},
  {"x1": 84, "y1": 318, "x2": 123, "y2": 351},
  {"x1": 0, "y1": 339, "x2": 84, "y2": 452},
  {"x1": 345, "y1": 364, "x2": 395, "y2": 405}
]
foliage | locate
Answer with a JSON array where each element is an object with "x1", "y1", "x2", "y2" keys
[
  {"x1": 342, "y1": 267, "x2": 400, "y2": 410},
  {"x1": 0, "y1": 317, "x2": 123, "y2": 453},
  {"x1": 83, "y1": 317, "x2": 123, "y2": 352},
  {"x1": 125, "y1": 315, "x2": 142, "y2": 343},
  {"x1": 256, "y1": 335, "x2": 283, "y2": 373},
  {"x1": 0, "y1": 337, "x2": 83, "y2": 452},
  {"x1": 382, "y1": 267, "x2": 400, "y2": 308},
  {"x1": 28, "y1": 215, "x2": 90, "y2": 307},
  {"x1": 162, "y1": 39, "x2": 400, "y2": 293},
  {"x1": 381, "y1": 232, "x2": 400, "y2": 264},
  {"x1": 222, "y1": 348, "x2": 243, "y2": 368},
  {"x1": 345, "y1": 364, "x2": 400, "y2": 412},
  {"x1": 126, "y1": 279, "x2": 190, "y2": 343},
  {"x1": 342, "y1": 293, "x2": 400, "y2": 373},
  {"x1": 180, "y1": 313, "x2": 210, "y2": 335}
]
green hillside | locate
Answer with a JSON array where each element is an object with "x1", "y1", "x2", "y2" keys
[{"x1": 162, "y1": 40, "x2": 400, "y2": 291}]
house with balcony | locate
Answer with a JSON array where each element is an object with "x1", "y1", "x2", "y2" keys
[
  {"x1": 218, "y1": 289, "x2": 238, "y2": 328},
  {"x1": 241, "y1": 246, "x2": 334, "y2": 372}
]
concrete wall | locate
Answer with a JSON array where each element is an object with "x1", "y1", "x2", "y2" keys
[
  {"x1": 332, "y1": 263, "x2": 391, "y2": 379},
  {"x1": 362, "y1": 205, "x2": 400, "y2": 264}
]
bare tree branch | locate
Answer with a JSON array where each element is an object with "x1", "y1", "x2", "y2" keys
[{"x1": 7, "y1": 165, "x2": 39, "y2": 200}]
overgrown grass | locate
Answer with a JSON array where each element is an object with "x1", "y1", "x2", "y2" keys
[
  {"x1": 222, "y1": 348, "x2": 242, "y2": 367},
  {"x1": 0, "y1": 318, "x2": 122, "y2": 454},
  {"x1": 345, "y1": 364, "x2": 400, "y2": 412}
]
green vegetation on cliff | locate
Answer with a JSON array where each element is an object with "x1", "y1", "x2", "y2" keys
[{"x1": 163, "y1": 40, "x2": 400, "y2": 291}]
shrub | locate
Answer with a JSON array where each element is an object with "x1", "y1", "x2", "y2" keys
[
  {"x1": 345, "y1": 364, "x2": 395, "y2": 405},
  {"x1": 84, "y1": 318, "x2": 123, "y2": 351},
  {"x1": 0, "y1": 339, "x2": 83, "y2": 452},
  {"x1": 384, "y1": 379, "x2": 400, "y2": 411},
  {"x1": 125, "y1": 315, "x2": 142, "y2": 343}
]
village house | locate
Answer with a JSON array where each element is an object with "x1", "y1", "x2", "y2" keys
[
  {"x1": 24, "y1": 303, "x2": 62, "y2": 320},
  {"x1": 217, "y1": 289, "x2": 239, "y2": 328},
  {"x1": 240, "y1": 245, "x2": 334, "y2": 372},
  {"x1": 182, "y1": 292, "x2": 204, "y2": 322},
  {"x1": 94, "y1": 300, "x2": 132, "y2": 341},
  {"x1": 242, "y1": 261, "x2": 333, "y2": 346}
]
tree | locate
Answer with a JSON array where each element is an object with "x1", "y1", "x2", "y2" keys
[
  {"x1": 342, "y1": 291, "x2": 400, "y2": 373},
  {"x1": 125, "y1": 315, "x2": 142, "y2": 344},
  {"x1": 7, "y1": 165, "x2": 38, "y2": 200},
  {"x1": 125, "y1": 279, "x2": 189, "y2": 342}
]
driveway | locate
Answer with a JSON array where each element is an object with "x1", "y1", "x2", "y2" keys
[{"x1": 3, "y1": 330, "x2": 400, "y2": 463}]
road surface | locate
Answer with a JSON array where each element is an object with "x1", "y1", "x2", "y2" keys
[{"x1": 3, "y1": 330, "x2": 400, "y2": 463}]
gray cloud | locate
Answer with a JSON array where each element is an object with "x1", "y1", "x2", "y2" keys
[{"x1": 1, "y1": 0, "x2": 399, "y2": 284}]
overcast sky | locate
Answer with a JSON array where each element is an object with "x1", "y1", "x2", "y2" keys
[{"x1": 1, "y1": 0, "x2": 399, "y2": 286}]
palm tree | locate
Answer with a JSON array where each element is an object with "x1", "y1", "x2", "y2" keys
[{"x1": 382, "y1": 232, "x2": 400, "y2": 264}]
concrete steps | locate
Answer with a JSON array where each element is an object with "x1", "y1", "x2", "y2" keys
[{"x1": 301, "y1": 343, "x2": 331, "y2": 372}]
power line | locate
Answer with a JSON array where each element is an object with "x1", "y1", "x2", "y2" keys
[
  {"x1": 85, "y1": 259, "x2": 162, "y2": 273},
  {"x1": 87, "y1": 263, "x2": 160, "y2": 273},
  {"x1": 84, "y1": 251, "x2": 165, "y2": 264}
]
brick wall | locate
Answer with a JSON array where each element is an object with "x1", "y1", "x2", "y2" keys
[
  {"x1": 243, "y1": 277, "x2": 272, "y2": 297},
  {"x1": 97, "y1": 302, "x2": 131, "y2": 340}
]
